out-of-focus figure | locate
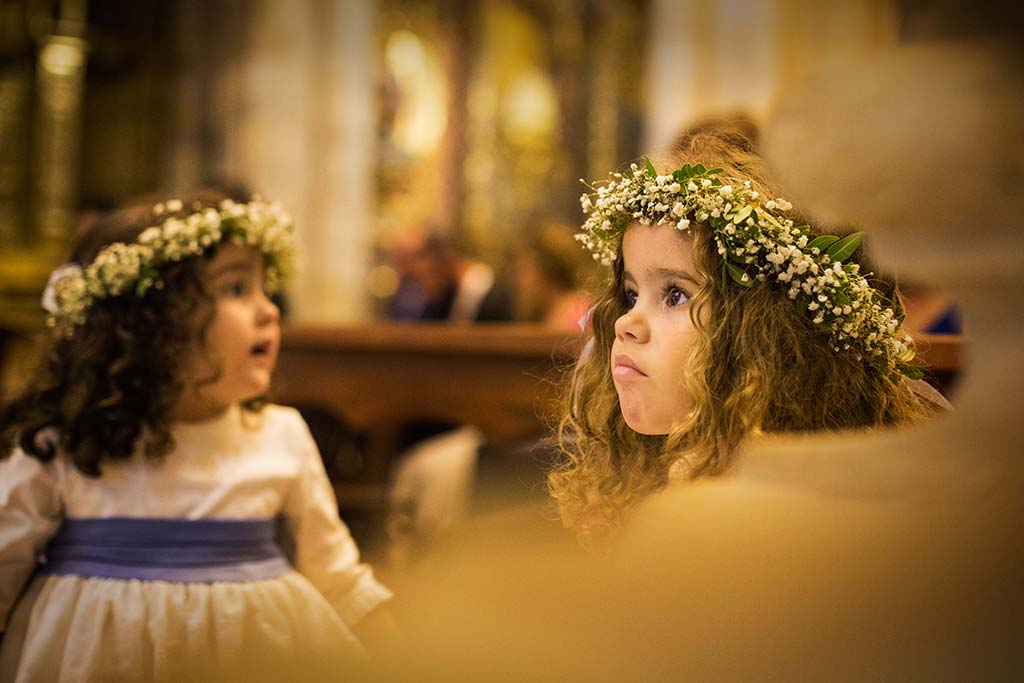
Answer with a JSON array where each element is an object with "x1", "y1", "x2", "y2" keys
[
  {"x1": 382, "y1": 225, "x2": 511, "y2": 323},
  {"x1": 899, "y1": 280, "x2": 962, "y2": 334},
  {"x1": 513, "y1": 221, "x2": 594, "y2": 329}
]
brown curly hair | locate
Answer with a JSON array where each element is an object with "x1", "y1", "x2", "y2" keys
[
  {"x1": 0, "y1": 189, "x2": 267, "y2": 476},
  {"x1": 548, "y1": 132, "x2": 932, "y2": 545}
]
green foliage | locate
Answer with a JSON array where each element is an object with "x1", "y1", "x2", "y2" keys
[
  {"x1": 644, "y1": 157, "x2": 658, "y2": 178},
  {"x1": 826, "y1": 232, "x2": 864, "y2": 263},
  {"x1": 807, "y1": 235, "x2": 840, "y2": 252},
  {"x1": 724, "y1": 260, "x2": 753, "y2": 287},
  {"x1": 732, "y1": 205, "x2": 753, "y2": 224},
  {"x1": 898, "y1": 364, "x2": 925, "y2": 380}
]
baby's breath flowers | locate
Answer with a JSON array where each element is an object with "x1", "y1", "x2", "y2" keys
[
  {"x1": 579, "y1": 159, "x2": 921, "y2": 379},
  {"x1": 43, "y1": 197, "x2": 297, "y2": 338}
]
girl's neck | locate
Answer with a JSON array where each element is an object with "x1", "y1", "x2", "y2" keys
[{"x1": 170, "y1": 396, "x2": 237, "y2": 423}]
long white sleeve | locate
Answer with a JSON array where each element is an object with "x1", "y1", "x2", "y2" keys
[
  {"x1": 0, "y1": 450, "x2": 62, "y2": 631},
  {"x1": 281, "y1": 413, "x2": 392, "y2": 627}
]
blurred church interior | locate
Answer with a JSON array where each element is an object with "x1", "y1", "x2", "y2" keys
[{"x1": 0, "y1": 0, "x2": 967, "y2": 570}]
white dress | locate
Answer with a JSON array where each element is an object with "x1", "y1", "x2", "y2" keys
[{"x1": 0, "y1": 404, "x2": 392, "y2": 682}]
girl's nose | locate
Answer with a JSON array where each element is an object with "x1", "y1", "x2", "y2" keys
[
  {"x1": 257, "y1": 292, "x2": 281, "y2": 325},
  {"x1": 614, "y1": 306, "x2": 649, "y2": 343}
]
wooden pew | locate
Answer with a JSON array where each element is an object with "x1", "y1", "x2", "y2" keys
[
  {"x1": 913, "y1": 333, "x2": 963, "y2": 395},
  {"x1": 272, "y1": 323, "x2": 962, "y2": 505},
  {"x1": 272, "y1": 323, "x2": 582, "y2": 509}
]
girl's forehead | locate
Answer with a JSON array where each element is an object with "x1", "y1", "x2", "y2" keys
[
  {"x1": 206, "y1": 243, "x2": 263, "y2": 273},
  {"x1": 622, "y1": 224, "x2": 695, "y2": 269}
]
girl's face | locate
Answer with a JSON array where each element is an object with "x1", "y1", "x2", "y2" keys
[
  {"x1": 611, "y1": 224, "x2": 701, "y2": 435},
  {"x1": 173, "y1": 244, "x2": 281, "y2": 421}
]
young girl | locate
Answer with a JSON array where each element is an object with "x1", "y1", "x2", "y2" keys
[
  {"x1": 548, "y1": 131, "x2": 932, "y2": 544},
  {"x1": 0, "y1": 192, "x2": 394, "y2": 680}
]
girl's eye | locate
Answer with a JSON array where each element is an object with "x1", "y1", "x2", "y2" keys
[
  {"x1": 221, "y1": 280, "x2": 250, "y2": 297},
  {"x1": 623, "y1": 288, "x2": 638, "y2": 309},
  {"x1": 665, "y1": 285, "x2": 689, "y2": 307}
]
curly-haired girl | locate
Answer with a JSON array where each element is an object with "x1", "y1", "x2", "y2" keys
[
  {"x1": 548, "y1": 131, "x2": 934, "y2": 545},
  {"x1": 0, "y1": 191, "x2": 395, "y2": 680}
]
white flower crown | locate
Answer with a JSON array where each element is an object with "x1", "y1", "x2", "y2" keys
[
  {"x1": 43, "y1": 197, "x2": 297, "y2": 338},
  {"x1": 578, "y1": 159, "x2": 921, "y2": 379}
]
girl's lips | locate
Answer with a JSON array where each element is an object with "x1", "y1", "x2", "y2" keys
[
  {"x1": 249, "y1": 339, "x2": 278, "y2": 366},
  {"x1": 612, "y1": 354, "x2": 646, "y2": 378}
]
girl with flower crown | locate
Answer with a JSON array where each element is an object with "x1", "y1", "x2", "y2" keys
[
  {"x1": 0, "y1": 190, "x2": 396, "y2": 680},
  {"x1": 548, "y1": 131, "x2": 935, "y2": 546}
]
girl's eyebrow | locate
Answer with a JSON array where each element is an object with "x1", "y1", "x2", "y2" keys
[
  {"x1": 649, "y1": 267, "x2": 700, "y2": 285},
  {"x1": 210, "y1": 261, "x2": 257, "y2": 277}
]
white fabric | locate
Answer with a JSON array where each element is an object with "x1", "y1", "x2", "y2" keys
[
  {"x1": 0, "y1": 404, "x2": 391, "y2": 682},
  {"x1": 448, "y1": 262, "x2": 495, "y2": 322},
  {"x1": 390, "y1": 426, "x2": 482, "y2": 540}
]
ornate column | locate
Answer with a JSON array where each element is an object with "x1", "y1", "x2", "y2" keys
[{"x1": 31, "y1": 0, "x2": 88, "y2": 247}]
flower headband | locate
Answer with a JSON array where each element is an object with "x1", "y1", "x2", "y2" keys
[
  {"x1": 578, "y1": 159, "x2": 921, "y2": 379},
  {"x1": 43, "y1": 197, "x2": 297, "y2": 338}
]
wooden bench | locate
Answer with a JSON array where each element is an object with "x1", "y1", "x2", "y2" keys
[
  {"x1": 273, "y1": 324, "x2": 962, "y2": 499},
  {"x1": 272, "y1": 323, "x2": 581, "y2": 509}
]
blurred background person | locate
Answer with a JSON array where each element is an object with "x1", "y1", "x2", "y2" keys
[
  {"x1": 513, "y1": 220, "x2": 595, "y2": 329},
  {"x1": 899, "y1": 279, "x2": 962, "y2": 335},
  {"x1": 382, "y1": 224, "x2": 512, "y2": 323}
]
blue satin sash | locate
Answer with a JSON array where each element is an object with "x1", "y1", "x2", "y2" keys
[{"x1": 41, "y1": 517, "x2": 290, "y2": 583}]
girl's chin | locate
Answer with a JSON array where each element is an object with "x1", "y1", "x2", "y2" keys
[
  {"x1": 627, "y1": 423, "x2": 670, "y2": 436},
  {"x1": 621, "y1": 409, "x2": 670, "y2": 436}
]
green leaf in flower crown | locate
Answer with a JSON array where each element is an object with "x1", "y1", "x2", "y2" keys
[
  {"x1": 898, "y1": 345, "x2": 917, "y2": 364},
  {"x1": 693, "y1": 163, "x2": 706, "y2": 175},
  {"x1": 706, "y1": 167, "x2": 723, "y2": 175},
  {"x1": 826, "y1": 231, "x2": 864, "y2": 263},
  {"x1": 732, "y1": 205, "x2": 753, "y2": 224},
  {"x1": 898, "y1": 363, "x2": 925, "y2": 380},
  {"x1": 645, "y1": 157, "x2": 657, "y2": 178},
  {"x1": 724, "y1": 260, "x2": 753, "y2": 287},
  {"x1": 806, "y1": 235, "x2": 840, "y2": 252},
  {"x1": 834, "y1": 290, "x2": 851, "y2": 306}
]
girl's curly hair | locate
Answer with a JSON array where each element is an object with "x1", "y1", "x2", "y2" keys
[
  {"x1": 0, "y1": 189, "x2": 266, "y2": 476},
  {"x1": 548, "y1": 131, "x2": 932, "y2": 545}
]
